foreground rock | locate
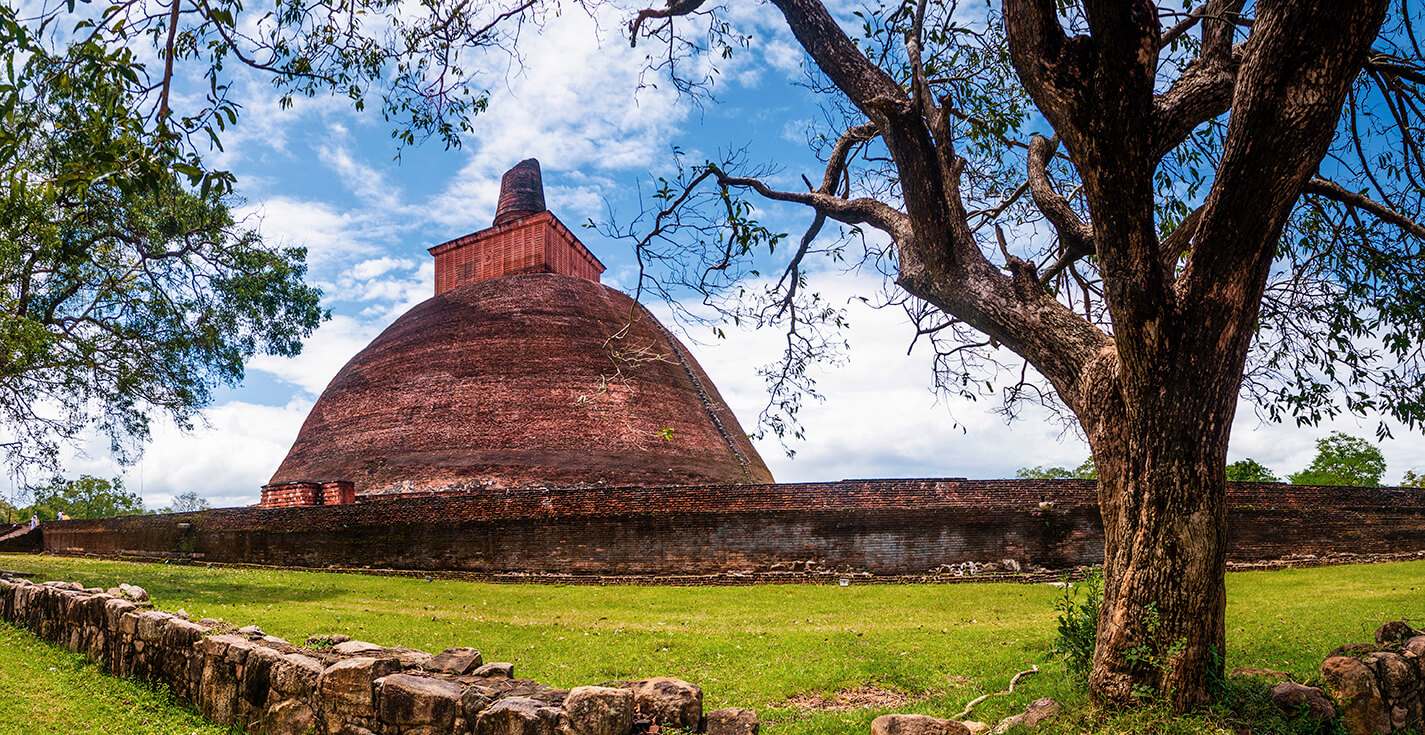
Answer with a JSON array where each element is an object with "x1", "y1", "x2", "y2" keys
[
  {"x1": 563, "y1": 686, "x2": 635, "y2": 735},
  {"x1": 431, "y1": 646, "x2": 484, "y2": 674},
  {"x1": 117, "y1": 583, "x2": 149, "y2": 603},
  {"x1": 1270, "y1": 682, "x2": 1337, "y2": 723},
  {"x1": 705, "y1": 707, "x2": 759, "y2": 735},
  {"x1": 1318, "y1": 621, "x2": 1425, "y2": 734},
  {"x1": 478, "y1": 696, "x2": 562, "y2": 735},
  {"x1": 1323, "y1": 656, "x2": 1388, "y2": 735},
  {"x1": 379, "y1": 673, "x2": 463, "y2": 729},
  {"x1": 1375, "y1": 621, "x2": 1418, "y2": 645},
  {"x1": 871, "y1": 714, "x2": 970, "y2": 735},
  {"x1": 629, "y1": 677, "x2": 703, "y2": 730},
  {"x1": 991, "y1": 698, "x2": 1061, "y2": 734},
  {"x1": 474, "y1": 662, "x2": 517, "y2": 678}
]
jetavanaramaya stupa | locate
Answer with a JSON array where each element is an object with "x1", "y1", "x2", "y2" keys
[{"x1": 260, "y1": 160, "x2": 773, "y2": 507}]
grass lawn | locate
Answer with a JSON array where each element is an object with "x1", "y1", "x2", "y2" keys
[
  {"x1": 2, "y1": 554, "x2": 1422, "y2": 734},
  {"x1": 0, "y1": 620, "x2": 233, "y2": 734}
]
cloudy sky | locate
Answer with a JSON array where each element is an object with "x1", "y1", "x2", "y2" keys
[{"x1": 49, "y1": 1, "x2": 1425, "y2": 508}]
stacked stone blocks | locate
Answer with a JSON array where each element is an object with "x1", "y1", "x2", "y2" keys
[
  {"x1": 1320, "y1": 621, "x2": 1425, "y2": 734},
  {"x1": 0, "y1": 575, "x2": 756, "y2": 735}
]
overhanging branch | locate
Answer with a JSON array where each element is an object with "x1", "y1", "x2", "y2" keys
[
  {"x1": 709, "y1": 164, "x2": 909, "y2": 238},
  {"x1": 1303, "y1": 178, "x2": 1425, "y2": 239},
  {"x1": 628, "y1": 0, "x2": 708, "y2": 46}
]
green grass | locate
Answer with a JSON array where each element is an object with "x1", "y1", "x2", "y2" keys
[
  {"x1": 3, "y1": 554, "x2": 1423, "y2": 734},
  {"x1": 0, "y1": 620, "x2": 234, "y2": 734}
]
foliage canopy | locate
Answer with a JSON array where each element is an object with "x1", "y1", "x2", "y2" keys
[
  {"x1": 1016, "y1": 458, "x2": 1095, "y2": 480},
  {"x1": 28, "y1": 475, "x2": 145, "y2": 521},
  {"x1": 0, "y1": 20, "x2": 327, "y2": 468},
  {"x1": 1225, "y1": 459, "x2": 1278, "y2": 484},
  {"x1": 162, "y1": 491, "x2": 213, "y2": 514},
  {"x1": 1288, "y1": 431, "x2": 1387, "y2": 487}
]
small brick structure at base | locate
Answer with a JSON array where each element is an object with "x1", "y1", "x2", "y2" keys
[{"x1": 259, "y1": 481, "x2": 356, "y2": 509}]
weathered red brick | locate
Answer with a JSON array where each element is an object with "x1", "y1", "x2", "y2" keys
[{"x1": 266, "y1": 273, "x2": 773, "y2": 498}]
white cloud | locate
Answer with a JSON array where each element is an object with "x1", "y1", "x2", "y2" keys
[
  {"x1": 237, "y1": 198, "x2": 387, "y2": 272},
  {"x1": 673, "y1": 269, "x2": 1425, "y2": 484},
  {"x1": 61, "y1": 400, "x2": 313, "y2": 508},
  {"x1": 207, "y1": 77, "x2": 355, "y2": 171},
  {"x1": 672, "y1": 271, "x2": 1092, "y2": 482},
  {"x1": 316, "y1": 134, "x2": 406, "y2": 211},
  {"x1": 348, "y1": 256, "x2": 417, "y2": 281},
  {"x1": 247, "y1": 314, "x2": 385, "y2": 397},
  {"x1": 427, "y1": 7, "x2": 693, "y2": 230}
]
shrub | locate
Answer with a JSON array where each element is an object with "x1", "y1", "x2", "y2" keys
[{"x1": 1048, "y1": 570, "x2": 1102, "y2": 684}]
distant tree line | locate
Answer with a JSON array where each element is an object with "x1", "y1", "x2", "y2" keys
[
  {"x1": 1019, "y1": 432, "x2": 1424, "y2": 488},
  {"x1": 1016, "y1": 458, "x2": 1097, "y2": 480},
  {"x1": 0, "y1": 476, "x2": 212, "y2": 523}
]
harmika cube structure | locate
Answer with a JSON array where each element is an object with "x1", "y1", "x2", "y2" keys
[
  {"x1": 430, "y1": 160, "x2": 605, "y2": 291},
  {"x1": 262, "y1": 160, "x2": 773, "y2": 507}
]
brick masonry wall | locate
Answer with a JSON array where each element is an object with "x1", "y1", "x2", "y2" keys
[
  {"x1": 260, "y1": 483, "x2": 321, "y2": 508},
  {"x1": 35, "y1": 479, "x2": 1425, "y2": 577},
  {"x1": 0, "y1": 576, "x2": 742, "y2": 735},
  {"x1": 0, "y1": 523, "x2": 41, "y2": 552},
  {"x1": 261, "y1": 481, "x2": 357, "y2": 508}
]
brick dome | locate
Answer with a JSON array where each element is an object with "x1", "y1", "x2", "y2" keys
[{"x1": 268, "y1": 273, "x2": 774, "y2": 495}]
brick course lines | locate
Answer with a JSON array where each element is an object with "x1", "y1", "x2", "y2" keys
[
  {"x1": 265, "y1": 273, "x2": 773, "y2": 496},
  {"x1": 38, "y1": 479, "x2": 1425, "y2": 577},
  {"x1": 430, "y1": 212, "x2": 603, "y2": 293},
  {"x1": 260, "y1": 481, "x2": 355, "y2": 508}
]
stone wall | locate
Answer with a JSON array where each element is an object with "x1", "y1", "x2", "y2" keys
[
  {"x1": 1318, "y1": 621, "x2": 1425, "y2": 734},
  {"x1": 33, "y1": 479, "x2": 1425, "y2": 579},
  {"x1": 0, "y1": 574, "x2": 755, "y2": 735}
]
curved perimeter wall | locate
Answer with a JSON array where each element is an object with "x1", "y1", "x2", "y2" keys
[{"x1": 34, "y1": 479, "x2": 1425, "y2": 577}]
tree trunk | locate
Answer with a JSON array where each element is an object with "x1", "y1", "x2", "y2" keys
[{"x1": 1085, "y1": 370, "x2": 1236, "y2": 711}]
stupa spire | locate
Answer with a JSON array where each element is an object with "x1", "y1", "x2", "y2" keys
[{"x1": 493, "y1": 158, "x2": 547, "y2": 226}]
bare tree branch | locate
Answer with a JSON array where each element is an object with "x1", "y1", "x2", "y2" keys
[
  {"x1": 709, "y1": 164, "x2": 910, "y2": 238},
  {"x1": 1368, "y1": 51, "x2": 1425, "y2": 84},
  {"x1": 1151, "y1": 1, "x2": 1246, "y2": 159},
  {"x1": 629, "y1": 0, "x2": 708, "y2": 47},
  {"x1": 1303, "y1": 177, "x2": 1425, "y2": 239},
  {"x1": 157, "y1": 0, "x2": 182, "y2": 120}
]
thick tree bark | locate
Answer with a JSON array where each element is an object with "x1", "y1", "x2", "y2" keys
[{"x1": 1081, "y1": 371, "x2": 1234, "y2": 710}]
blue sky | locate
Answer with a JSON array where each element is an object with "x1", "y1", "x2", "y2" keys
[{"x1": 51, "y1": 1, "x2": 1425, "y2": 508}]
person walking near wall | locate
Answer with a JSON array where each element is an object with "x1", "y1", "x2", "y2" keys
[{"x1": 28, "y1": 514, "x2": 36, "y2": 530}]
